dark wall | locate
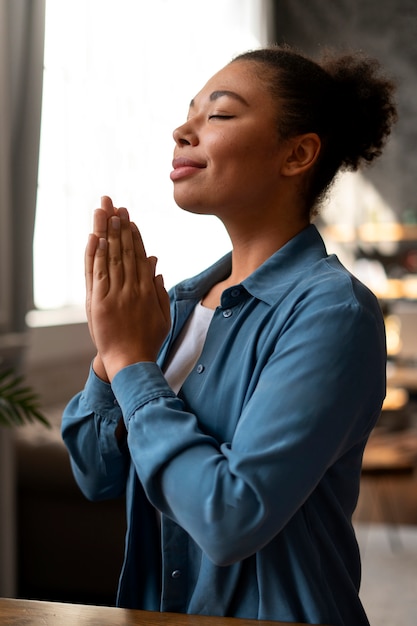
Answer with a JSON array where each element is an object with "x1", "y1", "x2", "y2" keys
[{"x1": 270, "y1": 0, "x2": 417, "y2": 222}]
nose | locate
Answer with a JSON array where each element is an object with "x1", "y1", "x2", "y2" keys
[{"x1": 173, "y1": 120, "x2": 198, "y2": 146}]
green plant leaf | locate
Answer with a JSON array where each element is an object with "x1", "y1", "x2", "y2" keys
[{"x1": 0, "y1": 369, "x2": 50, "y2": 429}]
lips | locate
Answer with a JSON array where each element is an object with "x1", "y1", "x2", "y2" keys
[
  {"x1": 170, "y1": 157, "x2": 206, "y2": 181},
  {"x1": 172, "y1": 157, "x2": 206, "y2": 169}
]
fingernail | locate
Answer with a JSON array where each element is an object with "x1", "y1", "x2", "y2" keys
[
  {"x1": 118, "y1": 207, "x2": 129, "y2": 220},
  {"x1": 111, "y1": 216, "x2": 120, "y2": 229}
]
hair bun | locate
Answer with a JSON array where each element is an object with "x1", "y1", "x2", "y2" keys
[{"x1": 322, "y1": 52, "x2": 398, "y2": 171}]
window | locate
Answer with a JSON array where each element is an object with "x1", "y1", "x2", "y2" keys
[{"x1": 33, "y1": 0, "x2": 268, "y2": 311}]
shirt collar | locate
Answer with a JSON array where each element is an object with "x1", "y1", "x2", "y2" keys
[
  {"x1": 243, "y1": 224, "x2": 328, "y2": 305},
  {"x1": 173, "y1": 225, "x2": 328, "y2": 306}
]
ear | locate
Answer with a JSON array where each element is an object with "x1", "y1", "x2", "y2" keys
[{"x1": 281, "y1": 133, "x2": 321, "y2": 177}]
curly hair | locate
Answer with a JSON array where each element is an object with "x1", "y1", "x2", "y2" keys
[{"x1": 232, "y1": 45, "x2": 398, "y2": 216}]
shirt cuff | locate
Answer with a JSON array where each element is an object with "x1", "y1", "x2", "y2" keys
[
  {"x1": 111, "y1": 361, "x2": 176, "y2": 426},
  {"x1": 80, "y1": 362, "x2": 121, "y2": 421}
]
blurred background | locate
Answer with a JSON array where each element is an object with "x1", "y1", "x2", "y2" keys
[{"x1": 1, "y1": 1, "x2": 416, "y2": 624}]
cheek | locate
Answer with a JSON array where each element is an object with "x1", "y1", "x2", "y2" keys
[
  {"x1": 207, "y1": 134, "x2": 236, "y2": 158},
  {"x1": 208, "y1": 137, "x2": 254, "y2": 175}
]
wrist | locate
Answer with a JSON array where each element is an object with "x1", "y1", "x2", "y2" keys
[
  {"x1": 104, "y1": 354, "x2": 156, "y2": 383},
  {"x1": 92, "y1": 354, "x2": 110, "y2": 383}
]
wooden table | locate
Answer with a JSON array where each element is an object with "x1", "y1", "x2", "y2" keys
[{"x1": 0, "y1": 598, "x2": 323, "y2": 625}]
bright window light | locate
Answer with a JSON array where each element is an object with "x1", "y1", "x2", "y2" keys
[{"x1": 33, "y1": 0, "x2": 267, "y2": 311}]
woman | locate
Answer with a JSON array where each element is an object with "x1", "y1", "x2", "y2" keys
[{"x1": 62, "y1": 45, "x2": 397, "y2": 625}]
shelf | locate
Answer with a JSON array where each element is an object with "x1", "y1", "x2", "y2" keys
[
  {"x1": 358, "y1": 223, "x2": 417, "y2": 243},
  {"x1": 321, "y1": 222, "x2": 417, "y2": 300},
  {"x1": 322, "y1": 223, "x2": 417, "y2": 244},
  {"x1": 374, "y1": 277, "x2": 417, "y2": 300}
]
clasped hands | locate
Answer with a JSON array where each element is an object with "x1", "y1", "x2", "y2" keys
[{"x1": 85, "y1": 196, "x2": 171, "y2": 383}]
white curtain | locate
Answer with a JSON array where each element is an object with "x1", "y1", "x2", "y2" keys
[
  {"x1": 0, "y1": 0, "x2": 45, "y2": 351},
  {"x1": 0, "y1": 0, "x2": 45, "y2": 597}
]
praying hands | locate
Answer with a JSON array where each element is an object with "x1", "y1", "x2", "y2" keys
[{"x1": 85, "y1": 196, "x2": 171, "y2": 383}]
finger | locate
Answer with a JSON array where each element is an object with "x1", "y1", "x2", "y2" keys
[
  {"x1": 93, "y1": 209, "x2": 108, "y2": 239},
  {"x1": 107, "y1": 215, "x2": 123, "y2": 289},
  {"x1": 101, "y1": 195, "x2": 116, "y2": 218},
  {"x1": 93, "y1": 196, "x2": 117, "y2": 239},
  {"x1": 130, "y1": 221, "x2": 151, "y2": 284},
  {"x1": 117, "y1": 206, "x2": 130, "y2": 221},
  {"x1": 85, "y1": 233, "x2": 99, "y2": 295},
  {"x1": 118, "y1": 207, "x2": 138, "y2": 284},
  {"x1": 130, "y1": 221, "x2": 147, "y2": 260},
  {"x1": 148, "y1": 256, "x2": 158, "y2": 277},
  {"x1": 92, "y1": 237, "x2": 109, "y2": 299},
  {"x1": 154, "y1": 274, "x2": 171, "y2": 327}
]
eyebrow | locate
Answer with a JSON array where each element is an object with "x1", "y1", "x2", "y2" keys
[{"x1": 189, "y1": 90, "x2": 249, "y2": 108}]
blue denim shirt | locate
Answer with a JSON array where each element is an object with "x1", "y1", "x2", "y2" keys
[{"x1": 62, "y1": 225, "x2": 386, "y2": 625}]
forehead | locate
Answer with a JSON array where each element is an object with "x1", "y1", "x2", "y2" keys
[{"x1": 191, "y1": 60, "x2": 272, "y2": 108}]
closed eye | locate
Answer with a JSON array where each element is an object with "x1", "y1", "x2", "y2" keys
[{"x1": 208, "y1": 114, "x2": 235, "y2": 120}]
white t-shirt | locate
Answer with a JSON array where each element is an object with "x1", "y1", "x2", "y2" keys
[{"x1": 163, "y1": 302, "x2": 214, "y2": 394}]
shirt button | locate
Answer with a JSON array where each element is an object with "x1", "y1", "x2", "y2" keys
[
  {"x1": 171, "y1": 570, "x2": 181, "y2": 579},
  {"x1": 196, "y1": 364, "x2": 205, "y2": 374},
  {"x1": 223, "y1": 309, "x2": 233, "y2": 318},
  {"x1": 231, "y1": 288, "x2": 240, "y2": 298}
]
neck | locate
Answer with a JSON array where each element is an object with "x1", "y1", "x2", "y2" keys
[
  {"x1": 224, "y1": 210, "x2": 310, "y2": 283},
  {"x1": 232, "y1": 232, "x2": 302, "y2": 282},
  {"x1": 201, "y1": 212, "x2": 309, "y2": 309}
]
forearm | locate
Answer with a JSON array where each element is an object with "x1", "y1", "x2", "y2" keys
[
  {"x1": 62, "y1": 365, "x2": 129, "y2": 501},
  {"x1": 111, "y1": 362, "x2": 280, "y2": 566},
  {"x1": 90, "y1": 354, "x2": 127, "y2": 445}
]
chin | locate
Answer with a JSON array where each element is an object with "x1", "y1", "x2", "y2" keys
[{"x1": 173, "y1": 196, "x2": 214, "y2": 216}]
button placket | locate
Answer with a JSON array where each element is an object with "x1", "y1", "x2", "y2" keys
[{"x1": 161, "y1": 518, "x2": 188, "y2": 612}]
